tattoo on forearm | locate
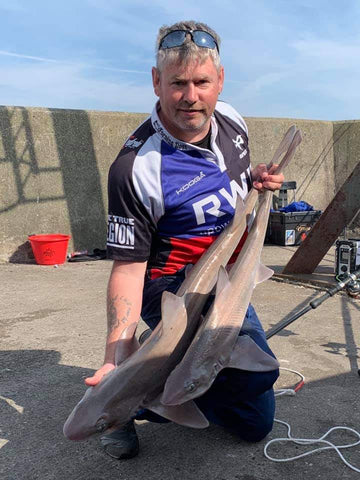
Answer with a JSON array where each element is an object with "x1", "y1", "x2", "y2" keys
[{"x1": 107, "y1": 294, "x2": 132, "y2": 333}]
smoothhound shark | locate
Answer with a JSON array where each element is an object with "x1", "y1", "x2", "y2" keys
[
  {"x1": 63, "y1": 127, "x2": 299, "y2": 440},
  {"x1": 161, "y1": 129, "x2": 302, "y2": 406}
]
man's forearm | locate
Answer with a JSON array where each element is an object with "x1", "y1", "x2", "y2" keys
[
  {"x1": 103, "y1": 261, "x2": 146, "y2": 365},
  {"x1": 107, "y1": 291, "x2": 134, "y2": 336}
]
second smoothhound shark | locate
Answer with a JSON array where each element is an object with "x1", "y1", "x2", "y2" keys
[{"x1": 161, "y1": 129, "x2": 302, "y2": 406}]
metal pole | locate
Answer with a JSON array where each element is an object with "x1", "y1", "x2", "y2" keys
[{"x1": 266, "y1": 268, "x2": 360, "y2": 340}]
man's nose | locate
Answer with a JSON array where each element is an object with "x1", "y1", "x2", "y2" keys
[{"x1": 183, "y1": 83, "x2": 198, "y2": 104}]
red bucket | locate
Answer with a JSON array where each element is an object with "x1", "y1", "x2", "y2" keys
[{"x1": 28, "y1": 234, "x2": 71, "y2": 265}]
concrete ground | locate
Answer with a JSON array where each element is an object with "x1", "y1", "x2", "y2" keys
[{"x1": 1, "y1": 245, "x2": 359, "y2": 480}]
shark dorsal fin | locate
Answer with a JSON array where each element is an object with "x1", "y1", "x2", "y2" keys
[
  {"x1": 215, "y1": 266, "x2": 230, "y2": 297},
  {"x1": 115, "y1": 322, "x2": 140, "y2": 366},
  {"x1": 161, "y1": 290, "x2": 186, "y2": 316},
  {"x1": 160, "y1": 290, "x2": 188, "y2": 336},
  {"x1": 232, "y1": 194, "x2": 246, "y2": 223}
]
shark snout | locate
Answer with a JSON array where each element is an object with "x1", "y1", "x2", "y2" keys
[
  {"x1": 63, "y1": 395, "x2": 111, "y2": 441},
  {"x1": 63, "y1": 418, "x2": 93, "y2": 441},
  {"x1": 63, "y1": 414, "x2": 109, "y2": 441}
]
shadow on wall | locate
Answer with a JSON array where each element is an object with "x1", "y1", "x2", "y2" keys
[
  {"x1": 0, "y1": 106, "x2": 107, "y2": 262},
  {"x1": 0, "y1": 107, "x2": 54, "y2": 214},
  {"x1": 50, "y1": 108, "x2": 107, "y2": 251},
  {"x1": 293, "y1": 121, "x2": 360, "y2": 235},
  {"x1": 295, "y1": 122, "x2": 354, "y2": 205},
  {"x1": 332, "y1": 121, "x2": 360, "y2": 232}
]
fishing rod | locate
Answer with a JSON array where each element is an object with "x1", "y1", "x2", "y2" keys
[{"x1": 266, "y1": 267, "x2": 360, "y2": 341}]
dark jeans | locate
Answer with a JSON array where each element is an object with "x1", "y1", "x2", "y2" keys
[{"x1": 139, "y1": 269, "x2": 279, "y2": 442}]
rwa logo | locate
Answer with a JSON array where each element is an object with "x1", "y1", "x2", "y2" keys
[{"x1": 192, "y1": 175, "x2": 247, "y2": 227}]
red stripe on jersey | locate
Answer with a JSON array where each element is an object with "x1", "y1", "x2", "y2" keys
[{"x1": 149, "y1": 229, "x2": 248, "y2": 280}]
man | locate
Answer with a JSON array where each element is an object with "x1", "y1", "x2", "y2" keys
[{"x1": 85, "y1": 20, "x2": 284, "y2": 459}]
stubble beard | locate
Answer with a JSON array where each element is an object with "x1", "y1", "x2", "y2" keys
[{"x1": 174, "y1": 108, "x2": 210, "y2": 133}]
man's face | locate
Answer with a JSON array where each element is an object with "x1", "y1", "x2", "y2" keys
[{"x1": 152, "y1": 56, "x2": 224, "y2": 143}]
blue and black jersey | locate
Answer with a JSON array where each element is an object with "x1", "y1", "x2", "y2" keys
[{"x1": 107, "y1": 101, "x2": 252, "y2": 279}]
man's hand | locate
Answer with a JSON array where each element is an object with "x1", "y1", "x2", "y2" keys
[
  {"x1": 251, "y1": 163, "x2": 284, "y2": 192},
  {"x1": 85, "y1": 362, "x2": 115, "y2": 387}
]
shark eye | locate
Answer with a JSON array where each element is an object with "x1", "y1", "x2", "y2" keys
[
  {"x1": 95, "y1": 419, "x2": 108, "y2": 433},
  {"x1": 185, "y1": 382, "x2": 196, "y2": 392}
]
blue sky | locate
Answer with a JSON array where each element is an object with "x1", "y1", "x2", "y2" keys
[{"x1": 1, "y1": 0, "x2": 359, "y2": 120}]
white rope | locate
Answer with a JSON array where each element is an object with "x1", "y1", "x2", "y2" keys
[
  {"x1": 265, "y1": 420, "x2": 360, "y2": 473},
  {"x1": 265, "y1": 366, "x2": 360, "y2": 473}
]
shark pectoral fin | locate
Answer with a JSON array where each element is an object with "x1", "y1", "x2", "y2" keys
[
  {"x1": 115, "y1": 323, "x2": 140, "y2": 365},
  {"x1": 215, "y1": 266, "x2": 230, "y2": 296},
  {"x1": 147, "y1": 396, "x2": 209, "y2": 429},
  {"x1": 255, "y1": 263, "x2": 274, "y2": 285},
  {"x1": 227, "y1": 335, "x2": 280, "y2": 372}
]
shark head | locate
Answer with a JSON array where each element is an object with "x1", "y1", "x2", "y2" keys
[
  {"x1": 63, "y1": 384, "x2": 134, "y2": 441},
  {"x1": 63, "y1": 387, "x2": 111, "y2": 441},
  {"x1": 161, "y1": 359, "x2": 220, "y2": 406}
]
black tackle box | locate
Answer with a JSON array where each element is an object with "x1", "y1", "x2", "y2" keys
[{"x1": 266, "y1": 210, "x2": 322, "y2": 246}]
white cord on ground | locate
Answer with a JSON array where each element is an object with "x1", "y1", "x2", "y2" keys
[
  {"x1": 266, "y1": 366, "x2": 360, "y2": 473},
  {"x1": 265, "y1": 420, "x2": 360, "y2": 473},
  {"x1": 274, "y1": 367, "x2": 305, "y2": 397}
]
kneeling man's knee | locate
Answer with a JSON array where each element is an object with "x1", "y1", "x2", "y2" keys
[
  {"x1": 238, "y1": 414, "x2": 274, "y2": 443},
  {"x1": 231, "y1": 388, "x2": 276, "y2": 443}
]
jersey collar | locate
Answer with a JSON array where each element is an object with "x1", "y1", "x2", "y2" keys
[{"x1": 151, "y1": 102, "x2": 218, "y2": 152}]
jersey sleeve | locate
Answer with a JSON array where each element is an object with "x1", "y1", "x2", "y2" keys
[
  {"x1": 215, "y1": 101, "x2": 249, "y2": 136},
  {"x1": 106, "y1": 150, "x2": 156, "y2": 262}
]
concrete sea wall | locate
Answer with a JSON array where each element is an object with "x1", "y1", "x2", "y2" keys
[{"x1": 0, "y1": 105, "x2": 359, "y2": 262}]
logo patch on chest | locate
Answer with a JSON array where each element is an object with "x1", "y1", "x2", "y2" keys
[
  {"x1": 232, "y1": 134, "x2": 248, "y2": 159},
  {"x1": 176, "y1": 171, "x2": 206, "y2": 195}
]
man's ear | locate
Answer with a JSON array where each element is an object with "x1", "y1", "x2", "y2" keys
[
  {"x1": 218, "y1": 65, "x2": 224, "y2": 95},
  {"x1": 152, "y1": 67, "x2": 160, "y2": 97}
]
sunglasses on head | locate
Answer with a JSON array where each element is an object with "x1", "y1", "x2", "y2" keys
[{"x1": 159, "y1": 29, "x2": 219, "y2": 53}]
